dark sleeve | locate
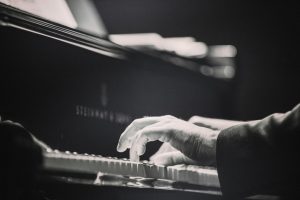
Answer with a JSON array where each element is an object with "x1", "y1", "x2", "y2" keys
[
  {"x1": 216, "y1": 104, "x2": 300, "y2": 198},
  {"x1": 0, "y1": 121, "x2": 43, "y2": 200}
]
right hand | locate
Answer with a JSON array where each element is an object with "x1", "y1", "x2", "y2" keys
[
  {"x1": 150, "y1": 116, "x2": 244, "y2": 165},
  {"x1": 117, "y1": 115, "x2": 220, "y2": 166}
]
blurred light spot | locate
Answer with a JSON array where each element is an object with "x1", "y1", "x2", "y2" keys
[
  {"x1": 109, "y1": 33, "x2": 163, "y2": 49},
  {"x1": 109, "y1": 33, "x2": 207, "y2": 58},
  {"x1": 213, "y1": 66, "x2": 235, "y2": 79},
  {"x1": 208, "y1": 45, "x2": 237, "y2": 57},
  {"x1": 162, "y1": 37, "x2": 207, "y2": 58},
  {"x1": 200, "y1": 65, "x2": 214, "y2": 76},
  {"x1": 223, "y1": 65, "x2": 235, "y2": 78}
]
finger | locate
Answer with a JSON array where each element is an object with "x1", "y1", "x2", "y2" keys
[
  {"x1": 117, "y1": 117, "x2": 158, "y2": 152},
  {"x1": 150, "y1": 143, "x2": 177, "y2": 160},
  {"x1": 189, "y1": 116, "x2": 219, "y2": 130},
  {"x1": 117, "y1": 115, "x2": 172, "y2": 152},
  {"x1": 189, "y1": 116, "x2": 241, "y2": 130},
  {"x1": 129, "y1": 148, "x2": 140, "y2": 162},
  {"x1": 2, "y1": 120, "x2": 23, "y2": 127},
  {"x1": 150, "y1": 151, "x2": 198, "y2": 166},
  {"x1": 129, "y1": 121, "x2": 168, "y2": 162}
]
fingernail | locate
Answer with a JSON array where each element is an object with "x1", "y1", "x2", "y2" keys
[{"x1": 117, "y1": 144, "x2": 124, "y2": 152}]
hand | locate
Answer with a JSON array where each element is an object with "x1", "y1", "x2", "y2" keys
[
  {"x1": 1, "y1": 119, "x2": 44, "y2": 199},
  {"x1": 117, "y1": 115, "x2": 220, "y2": 166},
  {"x1": 1, "y1": 119, "x2": 51, "y2": 151}
]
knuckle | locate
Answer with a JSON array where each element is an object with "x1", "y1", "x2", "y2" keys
[
  {"x1": 131, "y1": 119, "x2": 139, "y2": 126},
  {"x1": 166, "y1": 115, "x2": 175, "y2": 119},
  {"x1": 136, "y1": 131, "x2": 143, "y2": 139},
  {"x1": 189, "y1": 116, "x2": 197, "y2": 121},
  {"x1": 131, "y1": 118, "x2": 142, "y2": 127},
  {"x1": 164, "y1": 123, "x2": 174, "y2": 131},
  {"x1": 189, "y1": 116, "x2": 198, "y2": 122},
  {"x1": 139, "y1": 132, "x2": 150, "y2": 143}
]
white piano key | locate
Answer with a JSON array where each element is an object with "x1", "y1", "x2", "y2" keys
[
  {"x1": 174, "y1": 164, "x2": 187, "y2": 182},
  {"x1": 150, "y1": 164, "x2": 158, "y2": 178},
  {"x1": 167, "y1": 166, "x2": 176, "y2": 180},
  {"x1": 124, "y1": 160, "x2": 132, "y2": 176},
  {"x1": 130, "y1": 162, "x2": 138, "y2": 177},
  {"x1": 137, "y1": 162, "x2": 146, "y2": 177},
  {"x1": 157, "y1": 165, "x2": 167, "y2": 179}
]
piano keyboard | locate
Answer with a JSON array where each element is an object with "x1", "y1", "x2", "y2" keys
[{"x1": 43, "y1": 150, "x2": 220, "y2": 188}]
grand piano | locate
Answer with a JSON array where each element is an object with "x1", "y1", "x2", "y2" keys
[{"x1": 0, "y1": 1, "x2": 243, "y2": 200}]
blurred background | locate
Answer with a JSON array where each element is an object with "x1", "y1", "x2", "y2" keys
[{"x1": 94, "y1": 0, "x2": 299, "y2": 119}]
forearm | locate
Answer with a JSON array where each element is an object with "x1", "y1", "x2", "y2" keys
[
  {"x1": 216, "y1": 104, "x2": 300, "y2": 197},
  {"x1": 189, "y1": 115, "x2": 261, "y2": 130}
]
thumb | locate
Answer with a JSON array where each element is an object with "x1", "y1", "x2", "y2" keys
[
  {"x1": 150, "y1": 151, "x2": 198, "y2": 166},
  {"x1": 151, "y1": 143, "x2": 177, "y2": 159}
]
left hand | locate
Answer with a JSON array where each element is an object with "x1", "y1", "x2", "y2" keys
[{"x1": 0, "y1": 119, "x2": 51, "y2": 151}]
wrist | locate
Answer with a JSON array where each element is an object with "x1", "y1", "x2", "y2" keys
[
  {"x1": 207, "y1": 130, "x2": 220, "y2": 166},
  {"x1": 193, "y1": 129, "x2": 220, "y2": 166}
]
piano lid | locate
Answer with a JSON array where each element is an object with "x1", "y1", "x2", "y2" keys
[
  {"x1": 0, "y1": 0, "x2": 77, "y2": 28},
  {"x1": 0, "y1": 1, "x2": 237, "y2": 80},
  {"x1": 0, "y1": 1, "x2": 129, "y2": 59}
]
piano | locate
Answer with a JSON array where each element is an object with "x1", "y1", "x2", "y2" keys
[{"x1": 0, "y1": 1, "x2": 238, "y2": 200}]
